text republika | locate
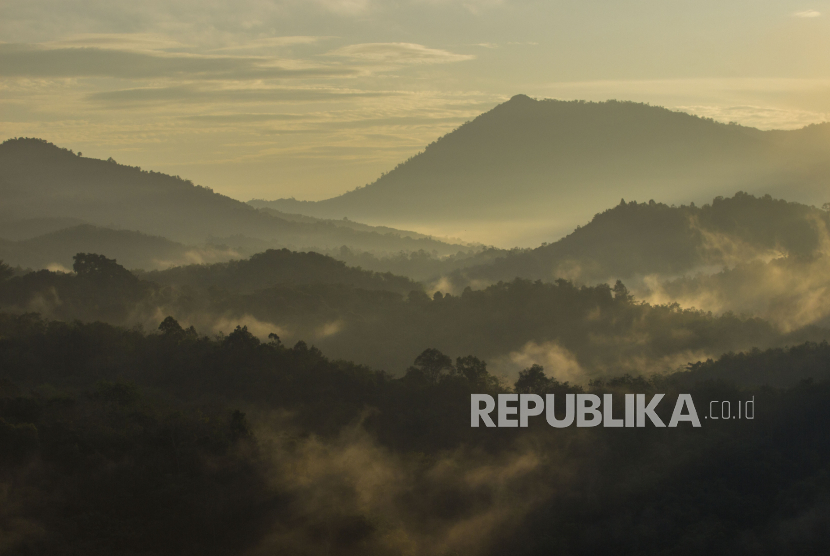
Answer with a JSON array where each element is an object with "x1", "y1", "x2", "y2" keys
[{"x1": 470, "y1": 393, "x2": 756, "y2": 428}]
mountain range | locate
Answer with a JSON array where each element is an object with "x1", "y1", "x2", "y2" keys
[
  {"x1": 4, "y1": 96, "x2": 830, "y2": 282},
  {"x1": 445, "y1": 192, "x2": 830, "y2": 288},
  {"x1": 0, "y1": 138, "x2": 469, "y2": 270},
  {"x1": 257, "y1": 95, "x2": 830, "y2": 246}
]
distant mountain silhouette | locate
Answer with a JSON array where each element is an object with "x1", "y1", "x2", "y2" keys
[
  {"x1": 0, "y1": 217, "x2": 87, "y2": 241},
  {"x1": 140, "y1": 248, "x2": 421, "y2": 295},
  {"x1": 0, "y1": 138, "x2": 466, "y2": 254},
  {"x1": 0, "y1": 225, "x2": 191, "y2": 271},
  {"x1": 247, "y1": 202, "x2": 469, "y2": 248},
  {"x1": 448, "y1": 192, "x2": 830, "y2": 286},
  {"x1": 261, "y1": 95, "x2": 830, "y2": 242}
]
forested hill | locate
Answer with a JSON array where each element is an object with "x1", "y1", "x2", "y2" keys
[
  {"x1": 264, "y1": 96, "x2": 830, "y2": 236},
  {"x1": 0, "y1": 138, "x2": 464, "y2": 254},
  {"x1": 0, "y1": 225, "x2": 195, "y2": 271},
  {"x1": 451, "y1": 192, "x2": 830, "y2": 286},
  {"x1": 140, "y1": 248, "x2": 421, "y2": 295},
  {"x1": 5, "y1": 252, "x2": 827, "y2": 376},
  {"x1": 4, "y1": 311, "x2": 830, "y2": 554}
]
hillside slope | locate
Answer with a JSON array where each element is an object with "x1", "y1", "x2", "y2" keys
[
  {"x1": 264, "y1": 96, "x2": 830, "y2": 243},
  {"x1": 0, "y1": 225, "x2": 192, "y2": 271},
  {"x1": 446, "y1": 192, "x2": 830, "y2": 286},
  {"x1": 0, "y1": 138, "x2": 466, "y2": 255},
  {"x1": 247, "y1": 203, "x2": 469, "y2": 249}
]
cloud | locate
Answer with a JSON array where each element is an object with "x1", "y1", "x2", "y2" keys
[
  {"x1": 793, "y1": 9, "x2": 821, "y2": 18},
  {"x1": 638, "y1": 217, "x2": 830, "y2": 334},
  {"x1": 0, "y1": 43, "x2": 353, "y2": 80},
  {"x1": 311, "y1": 0, "x2": 372, "y2": 15},
  {"x1": 490, "y1": 341, "x2": 585, "y2": 385},
  {"x1": 209, "y1": 314, "x2": 288, "y2": 339},
  {"x1": 49, "y1": 33, "x2": 190, "y2": 51},
  {"x1": 315, "y1": 320, "x2": 344, "y2": 339},
  {"x1": 212, "y1": 36, "x2": 330, "y2": 52},
  {"x1": 86, "y1": 85, "x2": 398, "y2": 106},
  {"x1": 415, "y1": 0, "x2": 507, "y2": 14},
  {"x1": 327, "y1": 42, "x2": 475, "y2": 66},
  {"x1": 45, "y1": 262, "x2": 71, "y2": 273},
  {"x1": 675, "y1": 104, "x2": 830, "y2": 131},
  {"x1": 256, "y1": 113, "x2": 469, "y2": 136},
  {"x1": 536, "y1": 78, "x2": 830, "y2": 130},
  {"x1": 250, "y1": 114, "x2": 472, "y2": 137},
  {"x1": 181, "y1": 113, "x2": 308, "y2": 122},
  {"x1": 152, "y1": 245, "x2": 245, "y2": 268},
  {"x1": 251, "y1": 419, "x2": 549, "y2": 556},
  {"x1": 309, "y1": 114, "x2": 469, "y2": 129}
]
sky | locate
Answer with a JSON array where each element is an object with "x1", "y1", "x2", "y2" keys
[{"x1": 2, "y1": 0, "x2": 830, "y2": 203}]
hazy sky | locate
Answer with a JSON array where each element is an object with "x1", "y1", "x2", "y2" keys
[{"x1": 2, "y1": 0, "x2": 830, "y2": 202}]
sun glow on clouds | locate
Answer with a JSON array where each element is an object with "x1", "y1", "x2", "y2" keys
[
  {"x1": 327, "y1": 42, "x2": 475, "y2": 65},
  {"x1": 212, "y1": 36, "x2": 329, "y2": 52},
  {"x1": 793, "y1": 9, "x2": 821, "y2": 18}
]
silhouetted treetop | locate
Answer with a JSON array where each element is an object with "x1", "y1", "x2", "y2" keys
[
  {"x1": 73, "y1": 252, "x2": 138, "y2": 283},
  {"x1": 0, "y1": 260, "x2": 12, "y2": 282}
]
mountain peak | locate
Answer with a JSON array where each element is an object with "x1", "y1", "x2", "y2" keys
[
  {"x1": 1, "y1": 137, "x2": 66, "y2": 155},
  {"x1": 507, "y1": 94, "x2": 535, "y2": 104},
  {"x1": 254, "y1": 95, "x2": 830, "y2": 245}
]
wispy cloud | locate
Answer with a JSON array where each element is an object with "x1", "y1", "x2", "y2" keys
[
  {"x1": 0, "y1": 40, "x2": 475, "y2": 83},
  {"x1": 0, "y1": 44, "x2": 353, "y2": 80},
  {"x1": 49, "y1": 33, "x2": 190, "y2": 51},
  {"x1": 311, "y1": 0, "x2": 372, "y2": 15},
  {"x1": 535, "y1": 78, "x2": 830, "y2": 130},
  {"x1": 255, "y1": 114, "x2": 469, "y2": 135},
  {"x1": 181, "y1": 113, "x2": 309, "y2": 122},
  {"x1": 793, "y1": 9, "x2": 821, "y2": 18},
  {"x1": 490, "y1": 340, "x2": 585, "y2": 385},
  {"x1": 86, "y1": 85, "x2": 398, "y2": 107},
  {"x1": 675, "y1": 104, "x2": 830, "y2": 130},
  {"x1": 212, "y1": 36, "x2": 331, "y2": 52},
  {"x1": 327, "y1": 42, "x2": 474, "y2": 65}
]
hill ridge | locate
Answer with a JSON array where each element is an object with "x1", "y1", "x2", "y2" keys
[
  {"x1": 257, "y1": 96, "x2": 830, "y2": 246},
  {"x1": 0, "y1": 138, "x2": 467, "y2": 255}
]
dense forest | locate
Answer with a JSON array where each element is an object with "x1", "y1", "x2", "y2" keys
[
  {"x1": 2, "y1": 253, "x2": 826, "y2": 379},
  {"x1": 2, "y1": 311, "x2": 830, "y2": 554},
  {"x1": 280, "y1": 193, "x2": 830, "y2": 306},
  {"x1": 447, "y1": 192, "x2": 830, "y2": 287}
]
